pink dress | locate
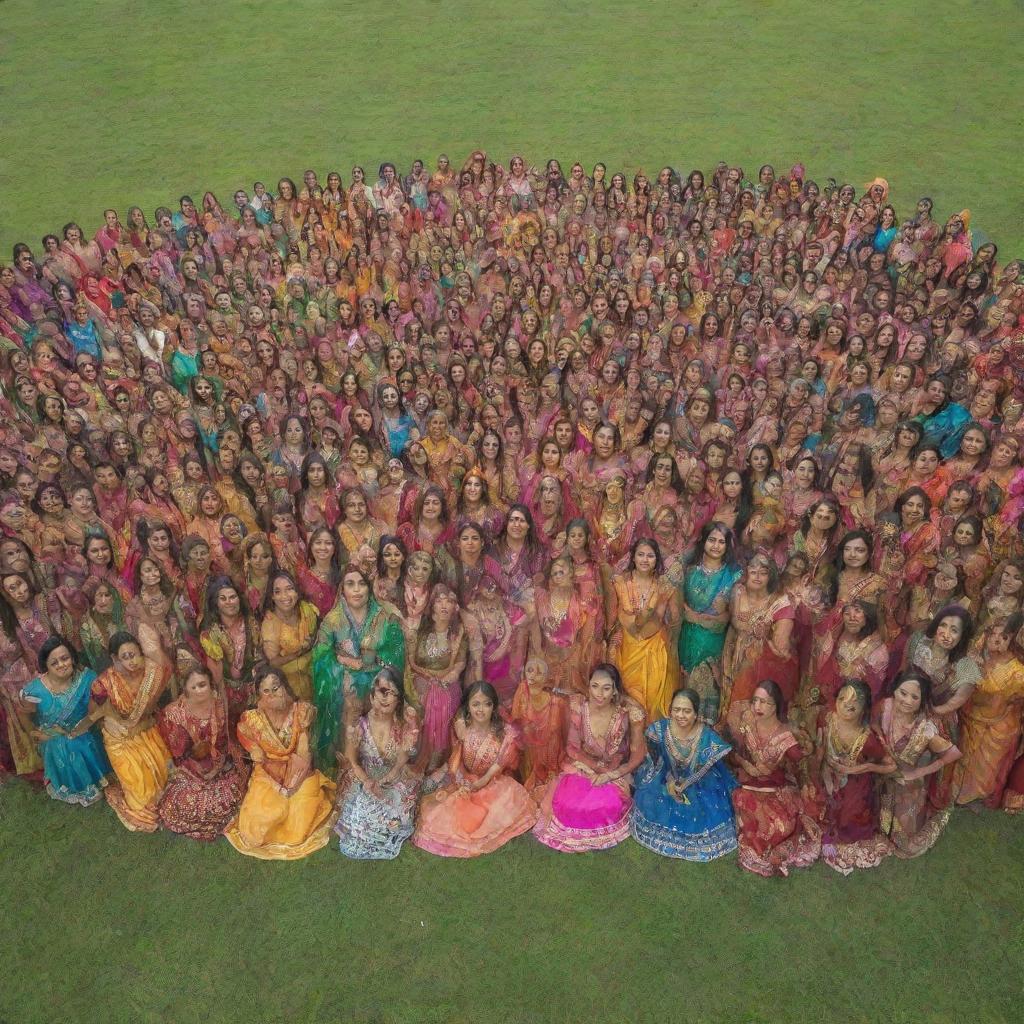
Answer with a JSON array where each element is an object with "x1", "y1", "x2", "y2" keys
[{"x1": 533, "y1": 695, "x2": 640, "y2": 852}]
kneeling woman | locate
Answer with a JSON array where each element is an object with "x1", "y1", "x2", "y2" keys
[
  {"x1": 22, "y1": 637, "x2": 110, "y2": 806},
  {"x1": 335, "y1": 667, "x2": 422, "y2": 860},
  {"x1": 726, "y1": 681, "x2": 821, "y2": 877},
  {"x1": 157, "y1": 666, "x2": 249, "y2": 841},
  {"x1": 414, "y1": 682, "x2": 537, "y2": 857},
  {"x1": 226, "y1": 667, "x2": 336, "y2": 860},
  {"x1": 630, "y1": 687, "x2": 738, "y2": 861},
  {"x1": 91, "y1": 630, "x2": 173, "y2": 832},
  {"x1": 813, "y1": 680, "x2": 896, "y2": 874},
  {"x1": 533, "y1": 664, "x2": 645, "y2": 853}
]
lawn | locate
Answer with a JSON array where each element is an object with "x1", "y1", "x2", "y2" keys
[{"x1": 2, "y1": 1, "x2": 1024, "y2": 1021}]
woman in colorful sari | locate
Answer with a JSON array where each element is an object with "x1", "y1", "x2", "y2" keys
[
  {"x1": 407, "y1": 583, "x2": 469, "y2": 773},
  {"x1": 678, "y1": 522, "x2": 742, "y2": 723},
  {"x1": 510, "y1": 656, "x2": 566, "y2": 791},
  {"x1": 954, "y1": 615, "x2": 1024, "y2": 808},
  {"x1": 200, "y1": 577, "x2": 261, "y2": 725},
  {"x1": 334, "y1": 667, "x2": 422, "y2": 860},
  {"x1": 533, "y1": 663, "x2": 646, "y2": 852},
  {"x1": 914, "y1": 374, "x2": 971, "y2": 459},
  {"x1": 414, "y1": 681, "x2": 537, "y2": 857},
  {"x1": 259, "y1": 570, "x2": 320, "y2": 701},
  {"x1": 721, "y1": 553, "x2": 798, "y2": 715},
  {"x1": 630, "y1": 687, "x2": 738, "y2": 861},
  {"x1": 311, "y1": 566, "x2": 405, "y2": 772},
  {"x1": 21, "y1": 636, "x2": 110, "y2": 806},
  {"x1": 725, "y1": 681, "x2": 821, "y2": 877},
  {"x1": 530, "y1": 555, "x2": 594, "y2": 696},
  {"x1": 812, "y1": 680, "x2": 895, "y2": 874},
  {"x1": 608, "y1": 538, "x2": 681, "y2": 724},
  {"x1": 89, "y1": 629, "x2": 172, "y2": 832},
  {"x1": 876, "y1": 671, "x2": 962, "y2": 858},
  {"x1": 157, "y1": 665, "x2": 248, "y2": 840},
  {"x1": 226, "y1": 667, "x2": 336, "y2": 860}
]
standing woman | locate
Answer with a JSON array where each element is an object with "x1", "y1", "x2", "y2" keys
[
  {"x1": 954, "y1": 615, "x2": 1024, "y2": 808},
  {"x1": 721, "y1": 553, "x2": 798, "y2": 714},
  {"x1": 533, "y1": 664, "x2": 646, "y2": 853},
  {"x1": 21, "y1": 636, "x2": 110, "y2": 806},
  {"x1": 260, "y1": 570, "x2": 320, "y2": 702},
  {"x1": 407, "y1": 583, "x2": 469, "y2": 773},
  {"x1": 678, "y1": 522, "x2": 742, "y2": 722},
  {"x1": 813, "y1": 680, "x2": 895, "y2": 874},
  {"x1": 630, "y1": 687, "x2": 738, "y2": 861},
  {"x1": 876, "y1": 671, "x2": 962, "y2": 859},
  {"x1": 414, "y1": 681, "x2": 537, "y2": 857},
  {"x1": 334, "y1": 667, "x2": 421, "y2": 860},
  {"x1": 725, "y1": 681, "x2": 821, "y2": 877},
  {"x1": 156, "y1": 665, "x2": 248, "y2": 840},
  {"x1": 311, "y1": 566, "x2": 405, "y2": 772},
  {"x1": 89, "y1": 630, "x2": 172, "y2": 832},
  {"x1": 608, "y1": 539, "x2": 681, "y2": 724},
  {"x1": 225, "y1": 667, "x2": 336, "y2": 860}
]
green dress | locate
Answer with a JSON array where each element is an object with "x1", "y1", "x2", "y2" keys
[{"x1": 310, "y1": 596, "x2": 404, "y2": 771}]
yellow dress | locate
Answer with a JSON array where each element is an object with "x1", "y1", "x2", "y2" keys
[
  {"x1": 613, "y1": 578, "x2": 678, "y2": 723},
  {"x1": 92, "y1": 660, "x2": 172, "y2": 832},
  {"x1": 225, "y1": 701, "x2": 336, "y2": 860},
  {"x1": 260, "y1": 602, "x2": 319, "y2": 701}
]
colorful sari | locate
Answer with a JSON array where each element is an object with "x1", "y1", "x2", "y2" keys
[
  {"x1": 310, "y1": 597, "x2": 405, "y2": 770},
  {"x1": 613, "y1": 578, "x2": 678, "y2": 723},
  {"x1": 509, "y1": 681, "x2": 566, "y2": 791},
  {"x1": 954, "y1": 657, "x2": 1024, "y2": 807},
  {"x1": 727, "y1": 704, "x2": 821, "y2": 877},
  {"x1": 817, "y1": 712, "x2": 892, "y2": 874},
  {"x1": 22, "y1": 669, "x2": 110, "y2": 805},
  {"x1": 260, "y1": 601, "x2": 320, "y2": 701},
  {"x1": 335, "y1": 715, "x2": 421, "y2": 860},
  {"x1": 876, "y1": 698, "x2": 951, "y2": 858},
  {"x1": 533, "y1": 695, "x2": 640, "y2": 853},
  {"x1": 157, "y1": 693, "x2": 249, "y2": 840},
  {"x1": 414, "y1": 724, "x2": 537, "y2": 857},
  {"x1": 723, "y1": 589, "x2": 798, "y2": 711},
  {"x1": 631, "y1": 720, "x2": 738, "y2": 861},
  {"x1": 92, "y1": 658, "x2": 172, "y2": 832},
  {"x1": 225, "y1": 701, "x2": 336, "y2": 860}
]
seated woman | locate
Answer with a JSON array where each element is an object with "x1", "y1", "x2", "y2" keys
[
  {"x1": 414, "y1": 681, "x2": 537, "y2": 857},
  {"x1": 335, "y1": 667, "x2": 421, "y2": 860},
  {"x1": 876, "y1": 671, "x2": 962, "y2": 859},
  {"x1": 226, "y1": 666, "x2": 336, "y2": 860},
  {"x1": 533, "y1": 663, "x2": 645, "y2": 853},
  {"x1": 812, "y1": 680, "x2": 895, "y2": 874},
  {"x1": 90, "y1": 629, "x2": 173, "y2": 832},
  {"x1": 21, "y1": 636, "x2": 110, "y2": 806},
  {"x1": 630, "y1": 687, "x2": 738, "y2": 861},
  {"x1": 157, "y1": 665, "x2": 249, "y2": 841},
  {"x1": 725, "y1": 681, "x2": 821, "y2": 877}
]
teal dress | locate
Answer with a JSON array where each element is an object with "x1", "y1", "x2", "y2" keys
[
  {"x1": 310, "y1": 597, "x2": 405, "y2": 771},
  {"x1": 679, "y1": 563, "x2": 741, "y2": 670},
  {"x1": 22, "y1": 669, "x2": 110, "y2": 805},
  {"x1": 630, "y1": 720, "x2": 738, "y2": 860}
]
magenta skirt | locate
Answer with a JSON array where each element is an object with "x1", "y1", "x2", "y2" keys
[{"x1": 532, "y1": 772, "x2": 631, "y2": 852}]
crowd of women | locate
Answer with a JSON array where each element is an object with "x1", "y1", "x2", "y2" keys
[{"x1": 1, "y1": 152, "x2": 1023, "y2": 875}]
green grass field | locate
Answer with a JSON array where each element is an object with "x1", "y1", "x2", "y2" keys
[{"x1": 3, "y1": 1, "x2": 1024, "y2": 1021}]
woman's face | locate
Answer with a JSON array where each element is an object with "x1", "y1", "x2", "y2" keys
[
  {"x1": 843, "y1": 536, "x2": 870, "y2": 569},
  {"x1": 114, "y1": 641, "x2": 144, "y2": 676},
  {"x1": 811, "y1": 503, "x2": 837, "y2": 531},
  {"x1": 85, "y1": 539, "x2": 112, "y2": 567},
  {"x1": 913, "y1": 450, "x2": 939, "y2": 475},
  {"x1": 588, "y1": 670, "x2": 616, "y2": 707},
  {"x1": 200, "y1": 489, "x2": 221, "y2": 517},
  {"x1": 342, "y1": 571, "x2": 369, "y2": 608},
  {"x1": 459, "y1": 529, "x2": 483, "y2": 560},
  {"x1": 93, "y1": 585, "x2": 115, "y2": 615},
  {"x1": 722, "y1": 471, "x2": 742, "y2": 499},
  {"x1": 670, "y1": 694, "x2": 697, "y2": 731},
  {"x1": 2, "y1": 574, "x2": 30, "y2": 605},
  {"x1": 407, "y1": 553, "x2": 433, "y2": 586},
  {"x1": 272, "y1": 576, "x2": 298, "y2": 613},
  {"x1": 633, "y1": 542, "x2": 657, "y2": 574},
  {"x1": 139, "y1": 559, "x2": 162, "y2": 589},
  {"x1": 433, "y1": 589, "x2": 457, "y2": 620},
  {"x1": 421, "y1": 493, "x2": 443, "y2": 522},
  {"x1": 370, "y1": 675, "x2": 401, "y2": 715},
  {"x1": 594, "y1": 426, "x2": 616, "y2": 458},
  {"x1": 934, "y1": 615, "x2": 963, "y2": 652},
  {"x1": 344, "y1": 492, "x2": 367, "y2": 522},
  {"x1": 311, "y1": 532, "x2": 336, "y2": 563},
  {"x1": 1000, "y1": 564, "x2": 1023, "y2": 595},
  {"x1": 70, "y1": 489, "x2": 95, "y2": 517},
  {"x1": 284, "y1": 419, "x2": 304, "y2": 446},
  {"x1": 843, "y1": 602, "x2": 867, "y2": 634},
  {"x1": 835, "y1": 685, "x2": 865, "y2": 724},
  {"x1": 750, "y1": 686, "x2": 778, "y2": 719},
  {"x1": 188, "y1": 543, "x2": 211, "y2": 572}
]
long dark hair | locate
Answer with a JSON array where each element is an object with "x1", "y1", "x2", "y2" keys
[
  {"x1": 687, "y1": 520, "x2": 739, "y2": 569},
  {"x1": 924, "y1": 604, "x2": 975, "y2": 663}
]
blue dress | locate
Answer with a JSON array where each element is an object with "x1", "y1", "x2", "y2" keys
[
  {"x1": 630, "y1": 720, "x2": 738, "y2": 861},
  {"x1": 22, "y1": 669, "x2": 110, "y2": 806}
]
